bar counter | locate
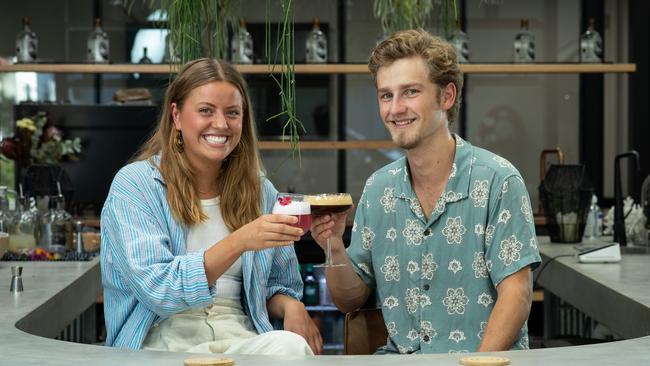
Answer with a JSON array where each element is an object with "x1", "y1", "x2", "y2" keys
[{"x1": 1, "y1": 238, "x2": 649, "y2": 365}]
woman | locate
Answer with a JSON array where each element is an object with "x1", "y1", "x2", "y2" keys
[{"x1": 101, "y1": 58, "x2": 321, "y2": 355}]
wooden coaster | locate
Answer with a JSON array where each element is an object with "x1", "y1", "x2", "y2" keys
[
  {"x1": 459, "y1": 356, "x2": 511, "y2": 366},
  {"x1": 183, "y1": 358, "x2": 235, "y2": 366}
]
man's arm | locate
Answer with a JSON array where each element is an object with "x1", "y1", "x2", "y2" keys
[
  {"x1": 325, "y1": 236, "x2": 372, "y2": 313},
  {"x1": 477, "y1": 266, "x2": 532, "y2": 352},
  {"x1": 310, "y1": 210, "x2": 372, "y2": 313}
]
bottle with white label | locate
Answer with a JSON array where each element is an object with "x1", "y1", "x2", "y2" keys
[
  {"x1": 513, "y1": 18, "x2": 535, "y2": 63},
  {"x1": 449, "y1": 19, "x2": 469, "y2": 63},
  {"x1": 16, "y1": 16, "x2": 38, "y2": 63},
  {"x1": 87, "y1": 18, "x2": 109, "y2": 63},
  {"x1": 230, "y1": 19, "x2": 253, "y2": 64},
  {"x1": 306, "y1": 18, "x2": 327, "y2": 64},
  {"x1": 580, "y1": 18, "x2": 603, "y2": 63}
]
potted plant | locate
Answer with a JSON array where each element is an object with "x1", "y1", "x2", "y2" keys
[
  {"x1": 374, "y1": 0, "x2": 458, "y2": 38},
  {"x1": 0, "y1": 111, "x2": 81, "y2": 197}
]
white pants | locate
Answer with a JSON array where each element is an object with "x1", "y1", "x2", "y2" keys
[{"x1": 142, "y1": 298, "x2": 313, "y2": 356}]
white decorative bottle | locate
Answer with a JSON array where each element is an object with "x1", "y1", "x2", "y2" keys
[
  {"x1": 87, "y1": 18, "x2": 109, "y2": 63},
  {"x1": 450, "y1": 19, "x2": 469, "y2": 63},
  {"x1": 306, "y1": 18, "x2": 327, "y2": 64},
  {"x1": 230, "y1": 19, "x2": 253, "y2": 64},
  {"x1": 513, "y1": 18, "x2": 535, "y2": 63},
  {"x1": 580, "y1": 18, "x2": 603, "y2": 63},
  {"x1": 16, "y1": 16, "x2": 38, "y2": 63}
]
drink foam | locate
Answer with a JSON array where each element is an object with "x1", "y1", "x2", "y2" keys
[
  {"x1": 305, "y1": 193, "x2": 353, "y2": 206},
  {"x1": 272, "y1": 200, "x2": 311, "y2": 215}
]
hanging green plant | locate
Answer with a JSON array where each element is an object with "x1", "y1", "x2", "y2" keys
[
  {"x1": 124, "y1": 0, "x2": 236, "y2": 64},
  {"x1": 374, "y1": 0, "x2": 458, "y2": 38},
  {"x1": 125, "y1": 0, "x2": 302, "y2": 158},
  {"x1": 265, "y1": 0, "x2": 304, "y2": 160},
  {"x1": 167, "y1": 0, "x2": 236, "y2": 63}
]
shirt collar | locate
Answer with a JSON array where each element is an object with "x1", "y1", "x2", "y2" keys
[
  {"x1": 393, "y1": 134, "x2": 474, "y2": 203},
  {"x1": 148, "y1": 154, "x2": 165, "y2": 185}
]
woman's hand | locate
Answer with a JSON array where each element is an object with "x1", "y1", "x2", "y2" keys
[
  {"x1": 282, "y1": 300, "x2": 323, "y2": 355},
  {"x1": 231, "y1": 214, "x2": 303, "y2": 252}
]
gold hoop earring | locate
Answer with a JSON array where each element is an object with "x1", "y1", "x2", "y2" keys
[{"x1": 175, "y1": 131, "x2": 184, "y2": 153}]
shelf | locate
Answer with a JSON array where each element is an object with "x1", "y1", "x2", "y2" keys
[
  {"x1": 0, "y1": 63, "x2": 636, "y2": 74},
  {"x1": 258, "y1": 140, "x2": 396, "y2": 150},
  {"x1": 460, "y1": 63, "x2": 636, "y2": 74}
]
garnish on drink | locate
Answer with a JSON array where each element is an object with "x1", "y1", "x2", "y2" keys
[{"x1": 272, "y1": 193, "x2": 311, "y2": 232}]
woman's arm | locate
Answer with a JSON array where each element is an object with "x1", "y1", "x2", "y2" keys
[
  {"x1": 102, "y1": 194, "x2": 213, "y2": 317},
  {"x1": 267, "y1": 294, "x2": 323, "y2": 354}
]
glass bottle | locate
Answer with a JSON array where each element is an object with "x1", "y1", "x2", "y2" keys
[
  {"x1": 163, "y1": 33, "x2": 178, "y2": 64},
  {"x1": 38, "y1": 197, "x2": 54, "y2": 247},
  {"x1": 450, "y1": 19, "x2": 469, "y2": 63},
  {"x1": 50, "y1": 193, "x2": 73, "y2": 249},
  {"x1": 230, "y1": 19, "x2": 253, "y2": 64},
  {"x1": 584, "y1": 194, "x2": 601, "y2": 240},
  {"x1": 87, "y1": 18, "x2": 109, "y2": 63},
  {"x1": 306, "y1": 18, "x2": 327, "y2": 64},
  {"x1": 303, "y1": 264, "x2": 319, "y2": 306},
  {"x1": 10, "y1": 195, "x2": 37, "y2": 251},
  {"x1": 0, "y1": 186, "x2": 10, "y2": 233},
  {"x1": 513, "y1": 18, "x2": 535, "y2": 63},
  {"x1": 16, "y1": 16, "x2": 38, "y2": 63},
  {"x1": 318, "y1": 270, "x2": 332, "y2": 305},
  {"x1": 138, "y1": 47, "x2": 153, "y2": 64},
  {"x1": 580, "y1": 18, "x2": 603, "y2": 63}
]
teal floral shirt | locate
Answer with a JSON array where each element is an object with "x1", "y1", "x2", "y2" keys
[{"x1": 347, "y1": 135, "x2": 541, "y2": 354}]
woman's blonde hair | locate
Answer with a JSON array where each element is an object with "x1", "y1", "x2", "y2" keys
[
  {"x1": 368, "y1": 28, "x2": 464, "y2": 124},
  {"x1": 135, "y1": 58, "x2": 262, "y2": 231}
]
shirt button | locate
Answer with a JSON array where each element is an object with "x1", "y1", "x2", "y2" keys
[
  {"x1": 423, "y1": 335, "x2": 430, "y2": 342},
  {"x1": 423, "y1": 229, "x2": 431, "y2": 236},
  {"x1": 423, "y1": 284, "x2": 430, "y2": 291}
]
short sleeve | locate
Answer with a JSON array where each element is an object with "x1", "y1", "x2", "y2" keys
[
  {"x1": 346, "y1": 184, "x2": 377, "y2": 289},
  {"x1": 485, "y1": 175, "x2": 541, "y2": 287}
]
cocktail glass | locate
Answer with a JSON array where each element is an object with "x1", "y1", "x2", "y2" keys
[
  {"x1": 273, "y1": 193, "x2": 312, "y2": 232},
  {"x1": 306, "y1": 193, "x2": 353, "y2": 267}
]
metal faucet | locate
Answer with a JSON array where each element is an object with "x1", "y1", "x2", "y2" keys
[{"x1": 614, "y1": 151, "x2": 639, "y2": 246}]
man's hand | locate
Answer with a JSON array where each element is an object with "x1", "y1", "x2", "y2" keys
[
  {"x1": 282, "y1": 300, "x2": 323, "y2": 355},
  {"x1": 310, "y1": 208, "x2": 351, "y2": 253}
]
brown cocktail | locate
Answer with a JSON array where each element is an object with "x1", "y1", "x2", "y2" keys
[
  {"x1": 305, "y1": 193, "x2": 353, "y2": 216},
  {"x1": 305, "y1": 193, "x2": 353, "y2": 267}
]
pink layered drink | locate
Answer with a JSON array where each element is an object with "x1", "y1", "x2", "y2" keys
[{"x1": 273, "y1": 196, "x2": 312, "y2": 232}]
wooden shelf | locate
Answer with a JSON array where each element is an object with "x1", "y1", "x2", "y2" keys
[
  {"x1": 460, "y1": 63, "x2": 636, "y2": 74},
  {"x1": 0, "y1": 63, "x2": 636, "y2": 74},
  {"x1": 258, "y1": 140, "x2": 396, "y2": 150}
]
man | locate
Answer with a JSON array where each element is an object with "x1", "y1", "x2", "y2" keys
[{"x1": 311, "y1": 29, "x2": 541, "y2": 354}]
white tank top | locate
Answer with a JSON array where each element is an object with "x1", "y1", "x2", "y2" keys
[{"x1": 186, "y1": 197, "x2": 242, "y2": 300}]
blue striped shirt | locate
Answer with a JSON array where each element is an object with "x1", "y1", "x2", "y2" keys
[{"x1": 100, "y1": 157, "x2": 303, "y2": 349}]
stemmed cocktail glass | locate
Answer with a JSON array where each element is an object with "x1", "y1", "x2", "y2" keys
[{"x1": 306, "y1": 193, "x2": 353, "y2": 268}]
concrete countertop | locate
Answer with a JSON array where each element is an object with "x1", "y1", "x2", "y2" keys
[
  {"x1": 536, "y1": 237, "x2": 650, "y2": 338},
  {"x1": 1, "y1": 239, "x2": 649, "y2": 365}
]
